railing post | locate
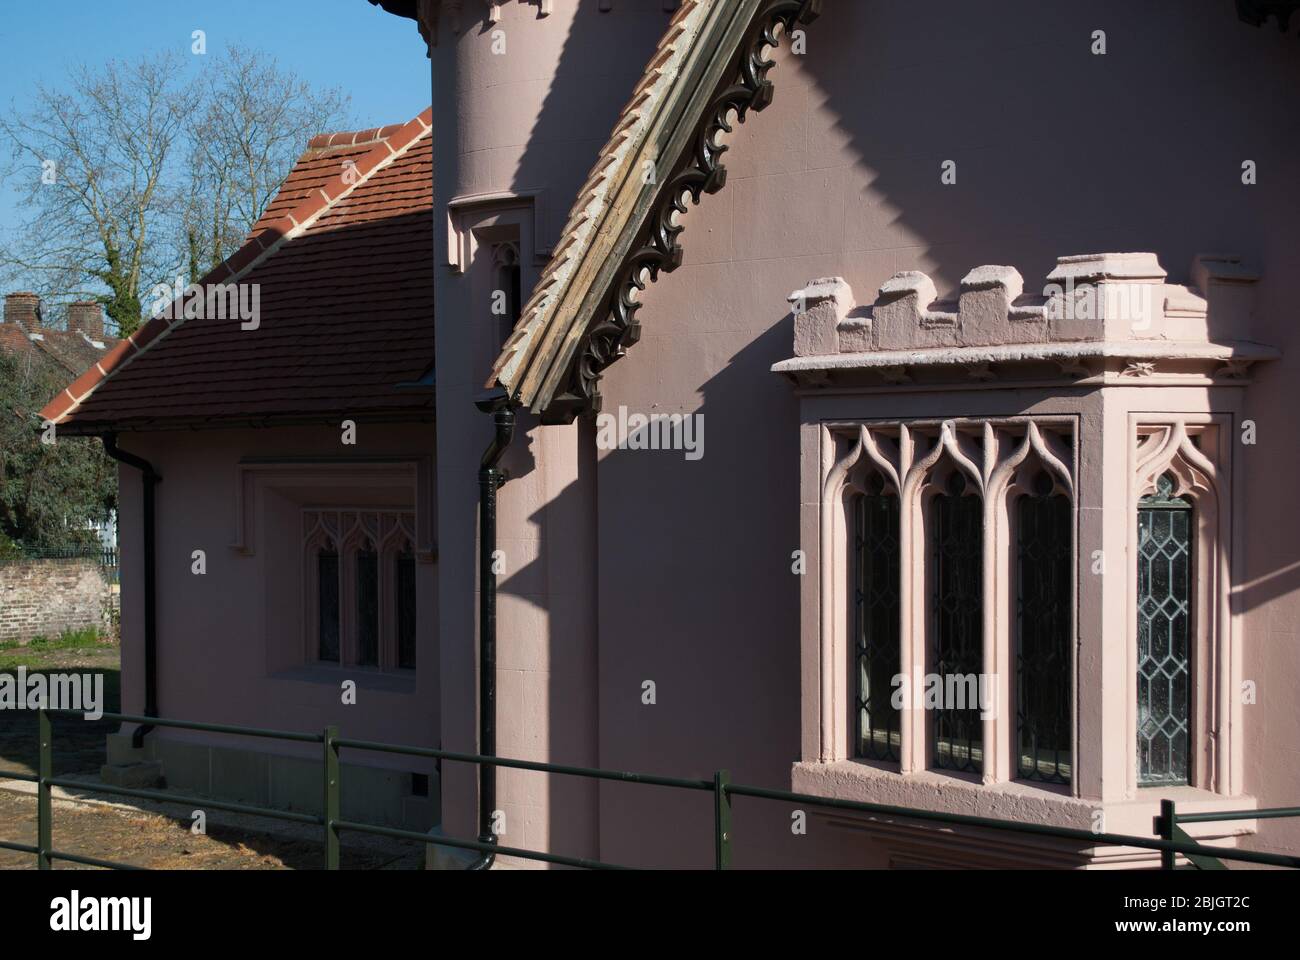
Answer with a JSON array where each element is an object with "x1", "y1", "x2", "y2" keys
[
  {"x1": 324, "y1": 725, "x2": 340, "y2": 870},
  {"x1": 713, "y1": 770, "x2": 731, "y2": 870},
  {"x1": 37, "y1": 708, "x2": 52, "y2": 870},
  {"x1": 1159, "y1": 799, "x2": 1176, "y2": 870}
]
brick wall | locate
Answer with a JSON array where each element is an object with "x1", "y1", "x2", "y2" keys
[{"x1": 0, "y1": 559, "x2": 115, "y2": 643}]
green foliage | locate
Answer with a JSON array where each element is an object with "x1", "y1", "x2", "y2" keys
[
  {"x1": 0, "y1": 530, "x2": 21, "y2": 562},
  {"x1": 0, "y1": 350, "x2": 115, "y2": 549},
  {"x1": 23, "y1": 627, "x2": 106, "y2": 650}
]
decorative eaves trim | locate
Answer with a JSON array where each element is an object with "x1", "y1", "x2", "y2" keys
[{"x1": 490, "y1": 0, "x2": 821, "y2": 423}]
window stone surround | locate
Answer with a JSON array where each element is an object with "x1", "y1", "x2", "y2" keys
[{"x1": 780, "y1": 252, "x2": 1274, "y2": 864}]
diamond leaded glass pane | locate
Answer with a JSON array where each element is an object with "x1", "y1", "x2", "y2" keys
[
  {"x1": 1016, "y1": 488, "x2": 1072, "y2": 784},
  {"x1": 855, "y1": 488, "x2": 900, "y2": 761},
  {"x1": 1137, "y1": 473, "x2": 1191, "y2": 786},
  {"x1": 931, "y1": 476, "x2": 983, "y2": 774}
]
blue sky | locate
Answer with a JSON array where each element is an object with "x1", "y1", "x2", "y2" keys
[{"x1": 0, "y1": 0, "x2": 430, "y2": 238}]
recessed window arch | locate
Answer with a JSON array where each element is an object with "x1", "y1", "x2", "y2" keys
[{"x1": 492, "y1": 239, "x2": 522, "y2": 344}]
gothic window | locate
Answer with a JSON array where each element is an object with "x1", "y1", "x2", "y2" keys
[
  {"x1": 356, "y1": 544, "x2": 380, "y2": 667},
  {"x1": 492, "y1": 240, "x2": 522, "y2": 345},
  {"x1": 1015, "y1": 473, "x2": 1072, "y2": 784},
  {"x1": 304, "y1": 509, "x2": 418, "y2": 672},
  {"x1": 930, "y1": 470, "x2": 984, "y2": 775},
  {"x1": 396, "y1": 547, "x2": 417, "y2": 670},
  {"x1": 1137, "y1": 473, "x2": 1192, "y2": 786},
  {"x1": 854, "y1": 474, "x2": 901, "y2": 762},
  {"x1": 318, "y1": 548, "x2": 340, "y2": 663}
]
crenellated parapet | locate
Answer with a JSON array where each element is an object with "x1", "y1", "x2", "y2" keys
[{"x1": 776, "y1": 252, "x2": 1278, "y2": 388}]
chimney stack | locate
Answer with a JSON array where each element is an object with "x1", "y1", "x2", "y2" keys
[
  {"x1": 4, "y1": 292, "x2": 41, "y2": 333},
  {"x1": 68, "y1": 300, "x2": 105, "y2": 340}
]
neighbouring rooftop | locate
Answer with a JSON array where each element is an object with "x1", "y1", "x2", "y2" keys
[{"x1": 41, "y1": 110, "x2": 436, "y2": 434}]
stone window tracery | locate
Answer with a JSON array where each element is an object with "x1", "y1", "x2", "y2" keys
[
  {"x1": 828, "y1": 418, "x2": 1076, "y2": 782},
  {"x1": 303, "y1": 509, "x2": 418, "y2": 671}
]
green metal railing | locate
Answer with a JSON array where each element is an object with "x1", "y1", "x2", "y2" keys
[{"x1": 2, "y1": 708, "x2": 1299, "y2": 870}]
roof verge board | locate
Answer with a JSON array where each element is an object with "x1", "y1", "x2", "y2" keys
[{"x1": 488, "y1": 0, "x2": 822, "y2": 423}]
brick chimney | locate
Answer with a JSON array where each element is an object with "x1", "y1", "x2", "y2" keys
[
  {"x1": 68, "y1": 300, "x2": 105, "y2": 340},
  {"x1": 3, "y1": 292, "x2": 41, "y2": 333}
]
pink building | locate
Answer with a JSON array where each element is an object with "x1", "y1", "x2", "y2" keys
[{"x1": 44, "y1": 0, "x2": 1300, "y2": 868}]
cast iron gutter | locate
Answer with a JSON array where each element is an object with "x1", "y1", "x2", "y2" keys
[
  {"x1": 101, "y1": 434, "x2": 159, "y2": 748},
  {"x1": 468, "y1": 391, "x2": 516, "y2": 869}
]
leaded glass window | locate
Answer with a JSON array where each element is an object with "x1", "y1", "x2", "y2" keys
[
  {"x1": 931, "y1": 471, "x2": 983, "y2": 774},
  {"x1": 1137, "y1": 473, "x2": 1192, "y2": 786},
  {"x1": 1015, "y1": 476, "x2": 1072, "y2": 784},
  {"x1": 356, "y1": 547, "x2": 380, "y2": 667},
  {"x1": 305, "y1": 510, "x2": 418, "y2": 671},
  {"x1": 854, "y1": 476, "x2": 900, "y2": 761}
]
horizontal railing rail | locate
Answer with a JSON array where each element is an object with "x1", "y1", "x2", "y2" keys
[{"x1": 1, "y1": 708, "x2": 1296, "y2": 871}]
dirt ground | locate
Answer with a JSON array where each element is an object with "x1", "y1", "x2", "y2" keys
[
  {"x1": 0, "y1": 789, "x2": 424, "y2": 870},
  {"x1": 0, "y1": 641, "x2": 121, "y2": 780},
  {"x1": 0, "y1": 638, "x2": 424, "y2": 870}
]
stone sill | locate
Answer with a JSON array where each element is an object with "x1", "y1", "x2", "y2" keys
[{"x1": 792, "y1": 759, "x2": 1258, "y2": 844}]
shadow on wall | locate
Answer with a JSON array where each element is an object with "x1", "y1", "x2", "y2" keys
[
  {"x1": 494, "y1": 317, "x2": 846, "y2": 868},
  {"x1": 487, "y1": 0, "x2": 664, "y2": 867}
]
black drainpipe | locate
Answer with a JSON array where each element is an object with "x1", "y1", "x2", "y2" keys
[
  {"x1": 102, "y1": 434, "x2": 159, "y2": 748},
  {"x1": 468, "y1": 392, "x2": 515, "y2": 870}
]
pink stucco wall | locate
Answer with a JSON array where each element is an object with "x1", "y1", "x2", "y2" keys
[
  {"x1": 107, "y1": 0, "x2": 1299, "y2": 867},
  {"x1": 114, "y1": 423, "x2": 440, "y2": 772},
  {"x1": 430, "y1": 0, "x2": 1300, "y2": 866}
]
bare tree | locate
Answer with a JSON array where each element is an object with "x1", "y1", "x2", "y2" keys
[
  {"x1": 0, "y1": 54, "x2": 193, "y2": 336},
  {"x1": 0, "y1": 47, "x2": 351, "y2": 336},
  {"x1": 182, "y1": 46, "x2": 349, "y2": 279}
]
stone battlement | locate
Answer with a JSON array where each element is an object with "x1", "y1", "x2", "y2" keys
[{"x1": 790, "y1": 252, "x2": 1260, "y2": 358}]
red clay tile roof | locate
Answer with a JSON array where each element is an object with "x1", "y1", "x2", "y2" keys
[
  {"x1": 41, "y1": 109, "x2": 435, "y2": 434},
  {"x1": 36, "y1": 328, "x2": 120, "y2": 379},
  {"x1": 0, "y1": 322, "x2": 38, "y2": 361},
  {"x1": 1, "y1": 318, "x2": 121, "y2": 399}
]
